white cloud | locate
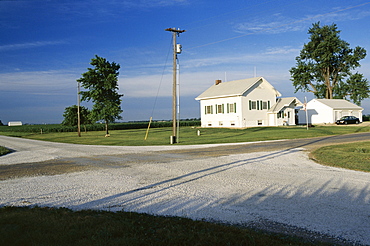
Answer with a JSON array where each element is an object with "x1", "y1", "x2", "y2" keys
[
  {"x1": 233, "y1": 13, "x2": 305, "y2": 35},
  {"x1": 264, "y1": 47, "x2": 300, "y2": 55},
  {"x1": 122, "y1": 0, "x2": 189, "y2": 8},
  {"x1": 0, "y1": 40, "x2": 67, "y2": 52},
  {"x1": 0, "y1": 70, "x2": 79, "y2": 95},
  {"x1": 233, "y1": 3, "x2": 370, "y2": 35}
]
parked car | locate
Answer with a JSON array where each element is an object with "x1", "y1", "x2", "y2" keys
[{"x1": 336, "y1": 116, "x2": 360, "y2": 125}]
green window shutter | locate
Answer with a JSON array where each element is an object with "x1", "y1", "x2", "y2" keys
[
  {"x1": 249, "y1": 100, "x2": 251, "y2": 110},
  {"x1": 222, "y1": 104, "x2": 224, "y2": 113},
  {"x1": 215, "y1": 104, "x2": 218, "y2": 114},
  {"x1": 211, "y1": 105, "x2": 213, "y2": 114},
  {"x1": 234, "y1": 103, "x2": 236, "y2": 113},
  {"x1": 257, "y1": 101, "x2": 260, "y2": 110},
  {"x1": 268, "y1": 101, "x2": 270, "y2": 109},
  {"x1": 227, "y1": 103, "x2": 229, "y2": 113}
]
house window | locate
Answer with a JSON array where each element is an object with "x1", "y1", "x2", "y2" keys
[
  {"x1": 228, "y1": 103, "x2": 236, "y2": 113},
  {"x1": 277, "y1": 110, "x2": 284, "y2": 118},
  {"x1": 218, "y1": 104, "x2": 223, "y2": 114},
  {"x1": 230, "y1": 121, "x2": 235, "y2": 126},
  {"x1": 262, "y1": 101, "x2": 268, "y2": 110},
  {"x1": 219, "y1": 121, "x2": 223, "y2": 126},
  {"x1": 207, "y1": 122, "x2": 212, "y2": 126},
  {"x1": 250, "y1": 100, "x2": 268, "y2": 110},
  {"x1": 205, "y1": 105, "x2": 213, "y2": 114},
  {"x1": 249, "y1": 100, "x2": 257, "y2": 110},
  {"x1": 216, "y1": 104, "x2": 224, "y2": 114},
  {"x1": 258, "y1": 120, "x2": 262, "y2": 125}
]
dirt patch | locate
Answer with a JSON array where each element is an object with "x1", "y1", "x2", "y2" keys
[{"x1": 0, "y1": 160, "x2": 93, "y2": 180}]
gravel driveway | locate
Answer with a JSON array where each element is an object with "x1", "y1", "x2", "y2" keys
[{"x1": 0, "y1": 135, "x2": 369, "y2": 245}]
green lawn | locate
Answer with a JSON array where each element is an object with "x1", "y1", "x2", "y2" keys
[
  {"x1": 311, "y1": 141, "x2": 370, "y2": 172},
  {"x1": 1, "y1": 124, "x2": 369, "y2": 146},
  {"x1": 0, "y1": 206, "x2": 331, "y2": 246}
]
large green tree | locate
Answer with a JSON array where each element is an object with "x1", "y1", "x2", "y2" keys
[
  {"x1": 62, "y1": 105, "x2": 91, "y2": 127},
  {"x1": 290, "y1": 22, "x2": 369, "y2": 104},
  {"x1": 77, "y1": 55, "x2": 123, "y2": 136}
]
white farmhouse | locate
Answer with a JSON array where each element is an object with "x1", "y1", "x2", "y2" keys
[
  {"x1": 195, "y1": 77, "x2": 302, "y2": 127},
  {"x1": 298, "y1": 99, "x2": 363, "y2": 124}
]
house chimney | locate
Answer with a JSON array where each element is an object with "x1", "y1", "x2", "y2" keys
[{"x1": 215, "y1": 79, "x2": 222, "y2": 85}]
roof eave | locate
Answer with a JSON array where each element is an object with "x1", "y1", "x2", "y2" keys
[{"x1": 195, "y1": 94, "x2": 241, "y2": 100}]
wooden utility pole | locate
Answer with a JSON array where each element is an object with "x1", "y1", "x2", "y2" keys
[
  {"x1": 77, "y1": 81, "x2": 81, "y2": 137},
  {"x1": 165, "y1": 28, "x2": 185, "y2": 144}
]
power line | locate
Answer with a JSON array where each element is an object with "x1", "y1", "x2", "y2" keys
[
  {"x1": 187, "y1": 1, "x2": 370, "y2": 50},
  {"x1": 149, "y1": 36, "x2": 173, "y2": 118}
]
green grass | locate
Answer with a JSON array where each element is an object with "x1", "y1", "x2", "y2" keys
[
  {"x1": 312, "y1": 141, "x2": 370, "y2": 172},
  {"x1": 0, "y1": 206, "x2": 329, "y2": 246},
  {"x1": 1, "y1": 124, "x2": 369, "y2": 146},
  {"x1": 0, "y1": 146, "x2": 11, "y2": 156}
]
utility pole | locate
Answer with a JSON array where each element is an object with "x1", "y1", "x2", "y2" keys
[
  {"x1": 77, "y1": 81, "x2": 81, "y2": 137},
  {"x1": 165, "y1": 27, "x2": 185, "y2": 144}
]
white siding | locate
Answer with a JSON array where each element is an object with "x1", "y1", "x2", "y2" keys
[
  {"x1": 241, "y1": 80, "x2": 276, "y2": 127},
  {"x1": 200, "y1": 96, "x2": 242, "y2": 127}
]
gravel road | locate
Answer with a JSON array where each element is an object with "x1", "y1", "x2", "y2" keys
[{"x1": 0, "y1": 135, "x2": 369, "y2": 245}]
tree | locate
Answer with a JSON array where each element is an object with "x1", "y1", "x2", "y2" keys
[
  {"x1": 290, "y1": 22, "x2": 369, "y2": 104},
  {"x1": 62, "y1": 105, "x2": 91, "y2": 127},
  {"x1": 77, "y1": 55, "x2": 123, "y2": 136}
]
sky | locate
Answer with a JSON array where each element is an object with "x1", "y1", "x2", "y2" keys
[{"x1": 1, "y1": 0, "x2": 370, "y2": 124}]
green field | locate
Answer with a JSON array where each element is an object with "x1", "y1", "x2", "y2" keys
[{"x1": 1, "y1": 124, "x2": 369, "y2": 146}]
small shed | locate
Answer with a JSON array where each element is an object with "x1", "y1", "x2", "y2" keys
[
  {"x1": 8, "y1": 121, "x2": 23, "y2": 126},
  {"x1": 298, "y1": 99, "x2": 363, "y2": 124}
]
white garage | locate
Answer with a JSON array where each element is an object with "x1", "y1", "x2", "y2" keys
[{"x1": 298, "y1": 99, "x2": 363, "y2": 124}]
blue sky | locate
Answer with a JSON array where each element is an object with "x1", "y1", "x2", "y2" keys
[{"x1": 1, "y1": 0, "x2": 370, "y2": 124}]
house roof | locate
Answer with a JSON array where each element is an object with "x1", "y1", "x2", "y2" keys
[
  {"x1": 311, "y1": 99, "x2": 363, "y2": 110},
  {"x1": 195, "y1": 77, "x2": 281, "y2": 100},
  {"x1": 268, "y1": 97, "x2": 303, "y2": 113}
]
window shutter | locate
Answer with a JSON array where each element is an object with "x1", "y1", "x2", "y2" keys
[
  {"x1": 249, "y1": 100, "x2": 251, "y2": 110},
  {"x1": 227, "y1": 103, "x2": 229, "y2": 113},
  {"x1": 222, "y1": 104, "x2": 224, "y2": 113},
  {"x1": 268, "y1": 101, "x2": 270, "y2": 109},
  {"x1": 234, "y1": 103, "x2": 236, "y2": 113},
  {"x1": 205, "y1": 106, "x2": 207, "y2": 115},
  {"x1": 215, "y1": 104, "x2": 218, "y2": 114},
  {"x1": 257, "y1": 101, "x2": 260, "y2": 110}
]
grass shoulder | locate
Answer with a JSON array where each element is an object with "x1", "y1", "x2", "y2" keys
[
  {"x1": 311, "y1": 141, "x2": 370, "y2": 172},
  {"x1": 0, "y1": 146, "x2": 11, "y2": 156},
  {"x1": 0, "y1": 206, "x2": 334, "y2": 246}
]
